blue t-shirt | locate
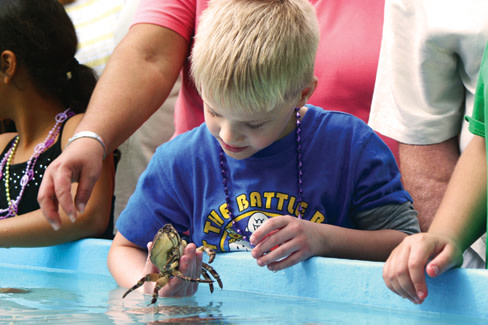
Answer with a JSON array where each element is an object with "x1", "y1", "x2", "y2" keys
[{"x1": 117, "y1": 105, "x2": 412, "y2": 252}]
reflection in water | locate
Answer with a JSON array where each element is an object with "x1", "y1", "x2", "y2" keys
[
  {"x1": 0, "y1": 288, "x2": 31, "y2": 294},
  {"x1": 127, "y1": 302, "x2": 222, "y2": 315},
  {"x1": 130, "y1": 304, "x2": 226, "y2": 324},
  {"x1": 107, "y1": 287, "x2": 227, "y2": 324}
]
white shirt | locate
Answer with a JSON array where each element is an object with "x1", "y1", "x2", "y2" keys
[
  {"x1": 64, "y1": 0, "x2": 125, "y2": 76},
  {"x1": 369, "y1": 0, "x2": 488, "y2": 152}
]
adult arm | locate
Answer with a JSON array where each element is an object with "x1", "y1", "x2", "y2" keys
[
  {"x1": 383, "y1": 135, "x2": 487, "y2": 304},
  {"x1": 38, "y1": 24, "x2": 188, "y2": 228},
  {"x1": 399, "y1": 137, "x2": 460, "y2": 231}
]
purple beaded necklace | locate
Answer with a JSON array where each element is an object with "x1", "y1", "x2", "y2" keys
[
  {"x1": 220, "y1": 107, "x2": 304, "y2": 241},
  {"x1": 0, "y1": 108, "x2": 73, "y2": 218}
]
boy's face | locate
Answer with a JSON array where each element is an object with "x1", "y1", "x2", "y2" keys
[{"x1": 204, "y1": 101, "x2": 299, "y2": 160}]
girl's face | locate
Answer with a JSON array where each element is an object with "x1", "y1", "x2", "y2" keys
[{"x1": 204, "y1": 100, "x2": 300, "y2": 160}]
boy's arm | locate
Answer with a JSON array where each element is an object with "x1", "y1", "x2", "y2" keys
[
  {"x1": 354, "y1": 201, "x2": 420, "y2": 235},
  {"x1": 108, "y1": 233, "x2": 151, "y2": 290},
  {"x1": 250, "y1": 214, "x2": 413, "y2": 271},
  {"x1": 313, "y1": 225, "x2": 410, "y2": 261}
]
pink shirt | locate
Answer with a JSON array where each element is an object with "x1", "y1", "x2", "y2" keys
[{"x1": 133, "y1": 0, "x2": 397, "y2": 158}]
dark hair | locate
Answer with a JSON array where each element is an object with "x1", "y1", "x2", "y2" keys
[
  {"x1": 0, "y1": 119, "x2": 15, "y2": 133},
  {"x1": 0, "y1": 0, "x2": 97, "y2": 113}
]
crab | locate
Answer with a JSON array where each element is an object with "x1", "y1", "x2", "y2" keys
[{"x1": 122, "y1": 224, "x2": 223, "y2": 305}]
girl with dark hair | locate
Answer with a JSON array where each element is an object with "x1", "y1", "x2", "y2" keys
[{"x1": 0, "y1": 0, "x2": 114, "y2": 246}]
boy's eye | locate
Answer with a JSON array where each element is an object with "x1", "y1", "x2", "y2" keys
[{"x1": 247, "y1": 122, "x2": 266, "y2": 129}]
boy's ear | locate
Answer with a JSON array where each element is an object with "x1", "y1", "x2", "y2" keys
[
  {"x1": 297, "y1": 76, "x2": 318, "y2": 107},
  {"x1": 0, "y1": 50, "x2": 17, "y2": 83}
]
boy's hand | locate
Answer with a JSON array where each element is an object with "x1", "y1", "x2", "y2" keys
[
  {"x1": 142, "y1": 242, "x2": 204, "y2": 297},
  {"x1": 250, "y1": 215, "x2": 316, "y2": 271},
  {"x1": 382, "y1": 233, "x2": 463, "y2": 304}
]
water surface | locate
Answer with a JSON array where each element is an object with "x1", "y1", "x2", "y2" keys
[{"x1": 0, "y1": 265, "x2": 484, "y2": 324}]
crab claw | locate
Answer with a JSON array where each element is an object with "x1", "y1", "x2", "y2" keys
[{"x1": 197, "y1": 246, "x2": 216, "y2": 263}]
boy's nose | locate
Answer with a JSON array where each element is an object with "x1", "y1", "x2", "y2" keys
[{"x1": 219, "y1": 123, "x2": 241, "y2": 145}]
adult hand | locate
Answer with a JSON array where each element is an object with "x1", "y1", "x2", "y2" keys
[
  {"x1": 382, "y1": 232, "x2": 463, "y2": 304},
  {"x1": 144, "y1": 243, "x2": 203, "y2": 298},
  {"x1": 250, "y1": 215, "x2": 317, "y2": 272},
  {"x1": 38, "y1": 139, "x2": 104, "y2": 230}
]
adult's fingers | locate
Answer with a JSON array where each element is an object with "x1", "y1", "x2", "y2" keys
[
  {"x1": 73, "y1": 158, "x2": 103, "y2": 214},
  {"x1": 38, "y1": 162, "x2": 73, "y2": 229},
  {"x1": 38, "y1": 140, "x2": 104, "y2": 229}
]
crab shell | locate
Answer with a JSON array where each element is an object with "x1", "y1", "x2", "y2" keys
[{"x1": 149, "y1": 224, "x2": 186, "y2": 269}]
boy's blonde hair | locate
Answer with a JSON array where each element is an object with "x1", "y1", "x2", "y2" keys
[{"x1": 191, "y1": 0, "x2": 319, "y2": 113}]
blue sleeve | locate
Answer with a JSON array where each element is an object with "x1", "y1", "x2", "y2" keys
[
  {"x1": 116, "y1": 144, "x2": 192, "y2": 248},
  {"x1": 351, "y1": 131, "x2": 412, "y2": 214}
]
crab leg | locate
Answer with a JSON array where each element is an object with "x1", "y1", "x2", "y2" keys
[
  {"x1": 172, "y1": 269, "x2": 213, "y2": 282},
  {"x1": 196, "y1": 246, "x2": 216, "y2": 263},
  {"x1": 122, "y1": 272, "x2": 161, "y2": 298},
  {"x1": 202, "y1": 262, "x2": 223, "y2": 290},
  {"x1": 150, "y1": 276, "x2": 170, "y2": 305},
  {"x1": 200, "y1": 268, "x2": 214, "y2": 293}
]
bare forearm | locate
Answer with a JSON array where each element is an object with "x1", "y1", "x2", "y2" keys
[
  {"x1": 108, "y1": 234, "x2": 148, "y2": 289},
  {"x1": 399, "y1": 137, "x2": 460, "y2": 231},
  {"x1": 429, "y1": 135, "x2": 487, "y2": 250},
  {"x1": 75, "y1": 24, "x2": 188, "y2": 153},
  {"x1": 0, "y1": 209, "x2": 107, "y2": 247},
  {"x1": 316, "y1": 225, "x2": 408, "y2": 261}
]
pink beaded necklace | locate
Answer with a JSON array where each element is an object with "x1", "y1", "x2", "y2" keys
[
  {"x1": 0, "y1": 108, "x2": 73, "y2": 218},
  {"x1": 220, "y1": 107, "x2": 304, "y2": 241}
]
